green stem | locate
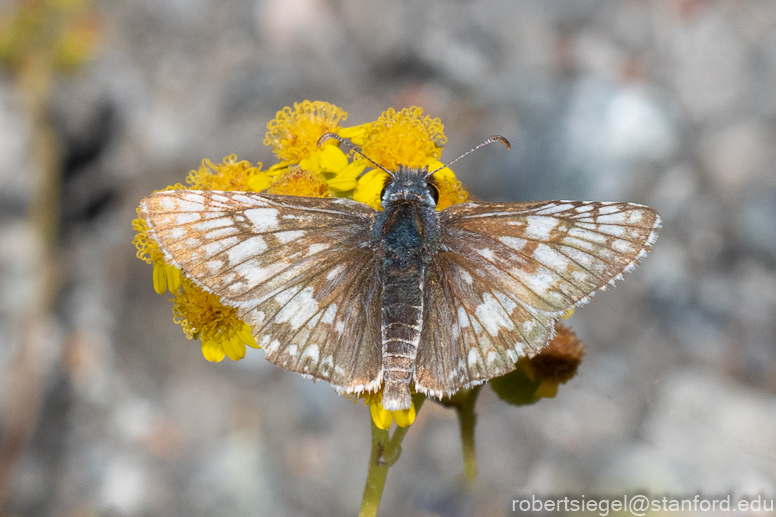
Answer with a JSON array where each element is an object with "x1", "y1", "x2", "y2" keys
[
  {"x1": 359, "y1": 394, "x2": 425, "y2": 517},
  {"x1": 359, "y1": 425, "x2": 390, "y2": 517},
  {"x1": 456, "y1": 386, "x2": 481, "y2": 480}
]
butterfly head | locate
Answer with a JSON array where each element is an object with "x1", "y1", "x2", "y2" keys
[{"x1": 379, "y1": 165, "x2": 440, "y2": 209}]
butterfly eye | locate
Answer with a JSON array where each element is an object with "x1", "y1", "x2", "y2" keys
[{"x1": 427, "y1": 183, "x2": 440, "y2": 205}]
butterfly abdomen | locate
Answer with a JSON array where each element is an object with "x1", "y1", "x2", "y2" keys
[{"x1": 376, "y1": 195, "x2": 437, "y2": 411}]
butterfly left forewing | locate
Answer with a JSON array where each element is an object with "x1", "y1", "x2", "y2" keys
[
  {"x1": 140, "y1": 190, "x2": 383, "y2": 394},
  {"x1": 414, "y1": 200, "x2": 660, "y2": 397},
  {"x1": 439, "y1": 200, "x2": 660, "y2": 314}
]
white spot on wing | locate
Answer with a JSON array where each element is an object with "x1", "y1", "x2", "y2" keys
[
  {"x1": 275, "y1": 286, "x2": 320, "y2": 330},
  {"x1": 204, "y1": 227, "x2": 239, "y2": 239},
  {"x1": 234, "y1": 260, "x2": 286, "y2": 289},
  {"x1": 159, "y1": 197, "x2": 177, "y2": 210},
  {"x1": 322, "y1": 304, "x2": 337, "y2": 324},
  {"x1": 536, "y1": 203, "x2": 575, "y2": 215},
  {"x1": 572, "y1": 270, "x2": 588, "y2": 282},
  {"x1": 308, "y1": 243, "x2": 330, "y2": 256},
  {"x1": 477, "y1": 248, "x2": 495, "y2": 260},
  {"x1": 457, "y1": 306, "x2": 470, "y2": 328},
  {"x1": 275, "y1": 285, "x2": 302, "y2": 305},
  {"x1": 597, "y1": 205, "x2": 621, "y2": 215},
  {"x1": 568, "y1": 227, "x2": 608, "y2": 244},
  {"x1": 513, "y1": 266, "x2": 557, "y2": 296},
  {"x1": 494, "y1": 291, "x2": 518, "y2": 315},
  {"x1": 499, "y1": 236, "x2": 527, "y2": 251},
  {"x1": 475, "y1": 293, "x2": 513, "y2": 336},
  {"x1": 611, "y1": 239, "x2": 634, "y2": 253},
  {"x1": 245, "y1": 208, "x2": 279, "y2": 232},
  {"x1": 226, "y1": 236, "x2": 267, "y2": 264},
  {"x1": 176, "y1": 213, "x2": 201, "y2": 224},
  {"x1": 195, "y1": 218, "x2": 233, "y2": 231},
  {"x1": 301, "y1": 344, "x2": 319, "y2": 364},
  {"x1": 467, "y1": 348, "x2": 482, "y2": 367},
  {"x1": 275, "y1": 230, "x2": 306, "y2": 243},
  {"x1": 627, "y1": 210, "x2": 644, "y2": 224},
  {"x1": 595, "y1": 225, "x2": 627, "y2": 238},
  {"x1": 574, "y1": 204, "x2": 595, "y2": 213},
  {"x1": 596, "y1": 213, "x2": 630, "y2": 224},
  {"x1": 326, "y1": 264, "x2": 345, "y2": 281},
  {"x1": 533, "y1": 244, "x2": 571, "y2": 272},
  {"x1": 524, "y1": 216, "x2": 559, "y2": 240},
  {"x1": 202, "y1": 237, "x2": 239, "y2": 259}
]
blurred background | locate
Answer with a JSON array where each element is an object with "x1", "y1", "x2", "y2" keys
[{"x1": 1, "y1": 0, "x2": 775, "y2": 515}]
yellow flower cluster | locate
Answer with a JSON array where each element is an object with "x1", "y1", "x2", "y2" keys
[{"x1": 134, "y1": 101, "x2": 471, "y2": 428}]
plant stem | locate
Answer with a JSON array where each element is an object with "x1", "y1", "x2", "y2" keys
[
  {"x1": 358, "y1": 394, "x2": 425, "y2": 517},
  {"x1": 456, "y1": 385, "x2": 481, "y2": 480}
]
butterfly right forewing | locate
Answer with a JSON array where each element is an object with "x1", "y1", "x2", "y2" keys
[
  {"x1": 140, "y1": 190, "x2": 383, "y2": 395},
  {"x1": 414, "y1": 200, "x2": 660, "y2": 397}
]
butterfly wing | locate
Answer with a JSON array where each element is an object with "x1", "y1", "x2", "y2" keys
[
  {"x1": 140, "y1": 190, "x2": 383, "y2": 395},
  {"x1": 414, "y1": 200, "x2": 660, "y2": 397}
]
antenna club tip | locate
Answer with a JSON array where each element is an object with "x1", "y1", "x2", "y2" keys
[
  {"x1": 317, "y1": 132, "x2": 340, "y2": 147},
  {"x1": 490, "y1": 135, "x2": 511, "y2": 151}
]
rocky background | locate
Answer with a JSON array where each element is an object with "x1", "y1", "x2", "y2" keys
[{"x1": 1, "y1": 0, "x2": 775, "y2": 516}]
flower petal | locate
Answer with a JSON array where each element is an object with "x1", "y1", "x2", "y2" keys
[
  {"x1": 201, "y1": 338, "x2": 227, "y2": 362},
  {"x1": 354, "y1": 168, "x2": 389, "y2": 210},
  {"x1": 318, "y1": 144, "x2": 349, "y2": 172},
  {"x1": 391, "y1": 404, "x2": 416, "y2": 428},
  {"x1": 370, "y1": 403, "x2": 393, "y2": 430}
]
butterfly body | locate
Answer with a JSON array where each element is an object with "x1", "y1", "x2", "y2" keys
[
  {"x1": 141, "y1": 166, "x2": 660, "y2": 412},
  {"x1": 374, "y1": 166, "x2": 439, "y2": 410}
]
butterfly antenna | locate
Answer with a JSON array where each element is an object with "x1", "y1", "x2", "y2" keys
[
  {"x1": 317, "y1": 132, "x2": 395, "y2": 177},
  {"x1": 426, "y1": 135, "x2": 511, "y2": 178}
]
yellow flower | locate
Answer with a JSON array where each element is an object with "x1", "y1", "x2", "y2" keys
[
  {"x1": 266, "y1": 166, "x2": 331, "y2": 198},
  {"x1": 350, "y1": 106, "x2": 467, "y2": 211},
  {"x1": 172, "y1": 278, "x2": 259, "y2": 362},
  {"x1": 361, "y1": 106, "x2": 446, "y2": 170},
  {"x1": 186, "y1": 154, "x2": 270, "y2": 192},
  {"x1": 362, "y1": 392, "x2": 417, "y2": 430},
  {"x1": 264, "y1": 100, "x2": 351, "y2": 180}
]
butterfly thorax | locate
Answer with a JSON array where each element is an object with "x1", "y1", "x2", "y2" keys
[{"x1": 374, "y1": 166, "x2": 440, "y2": 411}]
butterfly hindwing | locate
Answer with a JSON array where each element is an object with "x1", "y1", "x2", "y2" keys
[
  {"x1": 415, "y1": 253, "x2": 554, "y2": 397},
  {"x1": 414, "y1": 200, "x2": 660, "y2": 397},
  {"x1": 140, "y1": 190, "x2": 383, "y2": 394}
]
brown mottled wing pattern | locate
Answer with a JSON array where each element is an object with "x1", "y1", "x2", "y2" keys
[
  {"x1": 140, "y1": 190, "x2": 383, "y2": 395},
  {"x1": 414, "y1": 200, "x2": 660, "y2": 397}
]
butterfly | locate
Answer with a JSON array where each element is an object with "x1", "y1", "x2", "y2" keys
[{"x1": 140, "y1": 136, "x2": 660, "y2": 411}]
